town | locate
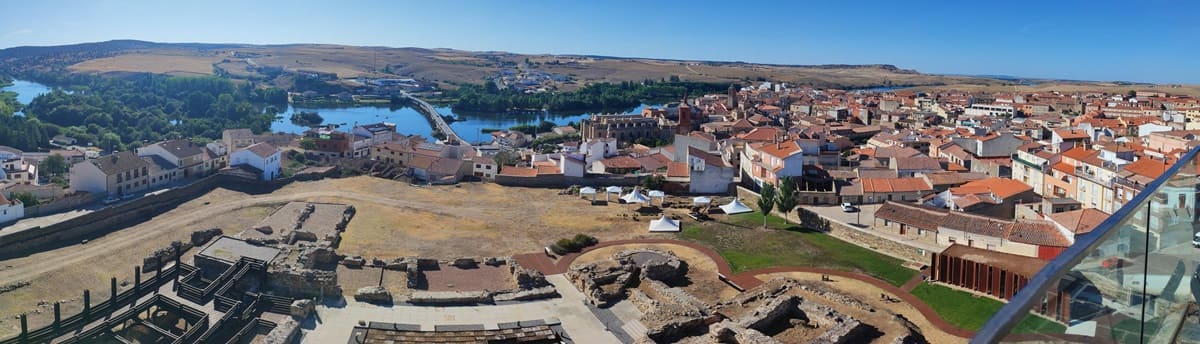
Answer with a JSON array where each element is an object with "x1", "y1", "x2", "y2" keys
[{"x1": 3, "y1": 75, "x2": 1199, "y2": 343}]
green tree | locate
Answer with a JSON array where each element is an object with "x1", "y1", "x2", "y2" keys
[
  {"x1": 39, "y1": 154, "x2": 68, "y2": 176},
  {"x1": 9, "y1": 192, "x2": 38, "y2": 206},
  {"x1": 299, "y1": 138, "x2": 317, "y2": 150},
  {"x1": 640, "y1": 175, "x2": 665, "y2": 190},
  {"x1": 775, "y1": 177, "x2": 798, "y2": 224},
  {"x1": 757, "y1": 183, "x2": 776, "y2": 228}
]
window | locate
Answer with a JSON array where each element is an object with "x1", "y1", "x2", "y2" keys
[
  {"x1": 948, "y1": 237, "x2": 957, "y2": 244},
  {"x1": 117, "y1": 174, "x2": 123, "y2": 183}
]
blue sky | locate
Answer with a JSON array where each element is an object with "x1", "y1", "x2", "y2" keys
[{"x1": 1, "y1": 0, "x2": 1197, "y2": 83}]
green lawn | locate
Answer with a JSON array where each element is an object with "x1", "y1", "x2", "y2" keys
[
  {"x1": 912, "y1": 283, "x2": 1067, "y2": 334},
  {"x1": 1110, "y1": 317, "x2": 1160, "y2": 343},
  {"x1": 679, "y1": 212, "x2": 917, "y2": 286}
]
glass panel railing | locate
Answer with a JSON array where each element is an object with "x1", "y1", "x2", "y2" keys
[{"x1": 974, "y1": 147, "x2": 1200, "y2": 344}]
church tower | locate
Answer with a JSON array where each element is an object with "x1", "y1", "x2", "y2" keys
[{"x1": 677, "y1": 92, "x2": 692, "y2": 135}]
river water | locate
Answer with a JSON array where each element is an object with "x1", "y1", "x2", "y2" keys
[
  {"x1": 272, "y1": 103, "x2": 651, "y2": 143},
  {"x1": 1, "y1": 79, "x2": 54, "y2": 116},
  {"x1": 4, "y1": 79, "x2": 652, "y2": 143}
]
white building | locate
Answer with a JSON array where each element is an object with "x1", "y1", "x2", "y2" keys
[
  {"x1": 0, "y1": 193, "x2": 23, "y2": 224},
  {"x1": 1, "y1": 146, "x2": 39, "y2": 185},
  {"x1": 964, "y1": 104, "x2": 1015, "y2": 117},
  {"x1": 230, "y1": 143, "x2": 282, "y2": 181}
]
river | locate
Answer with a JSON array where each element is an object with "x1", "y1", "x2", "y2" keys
[
  {"x1": 272, "y1": 103, "x2": 652, "y2": 143},
  {"x1": 3, "y1": 79, "x2": 653, "y2": 143},
  {"x1": 1, "y1": 79, "x2": 54, "y2": 116}
]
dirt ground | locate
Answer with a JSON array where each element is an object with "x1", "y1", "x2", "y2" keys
[
  {"x1": 0, "y1": 187, "x2": 275, "y2": 339},
  {"x1": 326, "y1": 178, "x2": 658, "y2": 259},
  {"x1": 68, "y1": 52, "x2": 223, "y2": 76},
  {"x1": 571, "y1": 243, "x2": 739, "y2": 305},
  {"x1": 0, "y1": 176, "x2": 662, "y2": 338},
  {"x1": 759, "y1": 272, "x2": 967, "y2": 344}
]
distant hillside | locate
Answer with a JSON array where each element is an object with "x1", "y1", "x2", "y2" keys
[{"x1": 2, "y1": 40, "x2": 1004, "y2": 90}]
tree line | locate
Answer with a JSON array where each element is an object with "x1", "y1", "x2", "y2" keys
[
  {"x1": 0, "y1": 72, "x2": 288, "y2": 152},
  {"x1": 448, "y1": 80, "x2": 730, "y2": 113}
]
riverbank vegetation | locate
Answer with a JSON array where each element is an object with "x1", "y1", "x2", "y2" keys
[
  {"x1": 289, "y1": 111, "x2": 324, "y2": 127},
  {"x1": 449, "y1": 80, "x2": 729, "y2": 113},
  {"x1": 5, "y1": 73, "x2": 286, "y2": 152}
]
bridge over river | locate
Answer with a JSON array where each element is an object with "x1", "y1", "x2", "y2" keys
[{"x1": 402, "y1": 92, "x2": 465, "y2": 145}]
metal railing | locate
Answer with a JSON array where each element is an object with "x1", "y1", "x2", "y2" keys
[{"x1": 973, "y1": 146, "x2": 1200, "y2": 343}]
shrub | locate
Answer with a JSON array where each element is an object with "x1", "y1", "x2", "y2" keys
[
  {"x1": 548, "y1": 244, "x2": 570, "y2": 255},
  {"x1": 573, "y1": 234, "x2": 598, "y2": 248},
  {"x1": 556, "y1": 238, "x2": 580, "y2": 252}
]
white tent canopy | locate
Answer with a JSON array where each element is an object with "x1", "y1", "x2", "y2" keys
[
  {"x1": 621, "y1": 190, "x2": 650, "y2": 204},
  {"x1": 693, "y1": 196, "x2": 712, "y2": 205},
  {"x1": 719, "y1": 198, "x2": 753, "y2": 214},
  {"x1": 604, "y1": 186, "x2": 622, "y2": 202},
  {"x1": 579, "y1": 187, "x2": 597, "y2": 195},
  {"x1": 649, "y1": 215, "x2": 681, "y2": 232}
]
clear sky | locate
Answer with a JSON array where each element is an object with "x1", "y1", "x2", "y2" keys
[{"x1": 1, "y1": 0, "x2": 1197, "y2": 83}]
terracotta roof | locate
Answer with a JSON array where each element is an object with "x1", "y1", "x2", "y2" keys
[
  {"x1": 951, "y1": 178, "x2": 1033, "y2": 199},
  {"x1": 599, "y1": 155, "x2": 642, "y2": 169},
  {"x1": 1061, "y1": 147, "x2": 1100, "y2": 161},
  {"x1": 430, "y1": 158, "x2": 464, "y2": 175},
  {"x1": 895, "y1": 156, "x2": 944, "y2": 171},
  {"x1": 941, "y1": 212, "x2": 1009, "y2": 237},
  {"x1": 1049, "y1": 208, "x2": 1110, "y2": 235},
  {"x1": 874, "y1": 146, "x2": 923, "y2": 159},
  {"x1": 408, "y1": 155, "x2": 437, "y2": 170},
  {"x1": 758, "y1": 141, "x2": 803, "y2": 159},
  {"x1": 1122, "y1": 158, "x2": 1167, "y2": 179},
  {"x1": 1055, "y1": 129, "x2": 1090, "y2": 140},
  {"x1": 635, "y1": 154, "x2": 672, "y2": 172},
  {"x1": 858, "y1": 168, "x2": 899, "y2": 179},
  {"x1": 922, "y1": 172, "x2": 987, "y2": 186},
  {"x1": 737, "y1": 127, "x2": 780, "y2": 142},
  {"x1": 874, "y1": 201, "x2": 947, "y2": 230},
  {"x1": 498, "y1": 166, "x2": 538, "y2": 177},
  {"x1": 860, "y1": 178, "x2": 932, "y2": 193},
  {"x1": 536, "y1": 164, "x2": 561, "y2": 175},
  {"x1": 666, "y1": 162, "x2": 690, "y2": 178},
  {"x1": 1006, "y1": 220, "x2": 1071, "y2": 247},
  {"x1": 689, "y1": 147, "x2": 729, "y2": 167},
  {"x1": 1051, "y1": 162, "x2": 1075, "y2": 175},
  {"x1": 243, "y1": 142, "x2": 279, "y2": 159}
]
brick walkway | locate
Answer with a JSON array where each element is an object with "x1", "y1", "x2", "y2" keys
[{"x1": 513, "y1": 238, "x2": 976, "y2": 338}]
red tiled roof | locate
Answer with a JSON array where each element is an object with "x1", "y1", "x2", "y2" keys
[
  {"x1": 1049, "y1": 208, "x2": 1110, "y2": 235},
  {"x1": 666, "y1": 162, "x2": 690, "y2": 178},
  {"x1": 952, "y1": 178, "x2": 1033, "y2": 199},
  {"x1": 860, "y1": 178, "x2": 932, "y2": 193},
  {"x1": 758, "y1": 141, "x2": 802, "y2": 159},
  {"x1": 498, "y1": 166, "x2": 538, "y2": 177},
  {"x1": 1122, "y1": 158, "x2": 1167, "y2": 179},
  {"x1": 599, "y1": 155, "x2": 642, "y2": 169}
]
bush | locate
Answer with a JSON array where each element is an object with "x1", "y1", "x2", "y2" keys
[
  {"x1": 556, "y1": 238, "x2": 580, "y2": 252},
  {"x1": 548, "y1": 244, "x2": 570, "y2": 256},
  {"x1": 573, "y1": 234, "x2": 598, "y2": 248}
]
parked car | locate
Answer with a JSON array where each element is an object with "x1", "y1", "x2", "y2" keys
[
  {"x1": 1193, "y1": 232, "x2": 1200, "y2": 248},
  {"x1": 102, "y1": 196, "x2": 120, "y2": 205},
  {"x1": 841, "y1": 202, "x2": 858, "y2": 212}
]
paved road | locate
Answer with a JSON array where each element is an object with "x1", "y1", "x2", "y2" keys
[
  {"x1": 805, "y1": 204, "x2": 945, "y2": 256},
  {"x1": 300, "y1": 275, "x2": 619, "y2": 343},
  {"x1": 0, "y1": 189, "x2": 474, "y2": 287}
]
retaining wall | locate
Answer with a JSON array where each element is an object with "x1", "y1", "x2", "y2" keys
[
  {"x1": 0, "y1": 174, "x2": 302, "y2": 259},
  {"x1": 494, "y1": 174, "x2": 642, "y2": 188}
]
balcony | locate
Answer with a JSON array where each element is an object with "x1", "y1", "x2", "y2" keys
[{"x1": 974, "y1": 147, "x2": 1200, "y2": 343}]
